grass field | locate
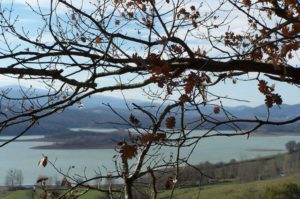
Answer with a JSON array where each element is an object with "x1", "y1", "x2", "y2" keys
[
  {"x1": 1, "y1": 173, "x2": 300, "y2": 199},
  {"x1": 0, "y1": 189, "x2": 104, "y2": 199},
  {"x1": 158, "y1": 173, "x2": 300, "y2": 199}
]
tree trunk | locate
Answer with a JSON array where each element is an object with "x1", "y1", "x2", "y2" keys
[
  {"x1": 122, "y1": 157, "x2": 133, "y2": 199},
  {"x1": 124, "y1": 181, "x2": 133, "y2": 199}
]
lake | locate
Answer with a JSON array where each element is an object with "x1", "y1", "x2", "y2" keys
[{"x1": 1, "y1": 131, "x2": 300, "y2": 185}]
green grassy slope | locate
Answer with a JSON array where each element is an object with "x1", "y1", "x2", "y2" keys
[
  {"x1": 1, "y1": 173, "x2": 300, "y2": 199},
  {"x1": 158, "y1": 173, "x2": 300, "y2": 199},
  {"x1": 0, "y1": 189, "x2": 104, "y2": 199}
]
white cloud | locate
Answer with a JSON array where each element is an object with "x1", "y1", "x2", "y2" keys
[
  {"x1": 1, "y1": 0, "x2": 50, "y2": 7},
  {"x1": 1, "y1": 0, "x2": 95, "y2": 15},
  {"x1": 0, "y1": 75, "x2": 45, "y2": 88}
]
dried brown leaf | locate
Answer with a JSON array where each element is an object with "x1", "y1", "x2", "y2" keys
[
  {"x1": 273, "y1": 94, "x2": 282, "y2": 105},
  {"x1": 95, "y1": 36, "x2": 102, "y2": 43},
  {"x1": 120, "y1": 144, "x2": 138, "y2": 160},
  {"x1": 140, "y1": 134, "x2": 154, "y2": 144},
  {"x1": 258, "y1": 80, "x2": 269, "y2": 94},
  {"x1": 130, "y1": 114, "x2": 139, "y2": 125},
  {"x1": 38, "y1": 156, "x2": 48, "y2": 167},
  {"x1": 265, "y1": 95, "x2": 273, "y2": 108},
  {"x1": 179, "y1": 94, "x2": 189, "y2": 103},
  {"x1": 213, "y1": 106, "x2": 220, "y2": 114},
  {"x1": 155, "y1": 133, "x2": 166, "y2": 141},
  {"x1": 166, "y1": 116, "x2": 176, "y2": 129}
]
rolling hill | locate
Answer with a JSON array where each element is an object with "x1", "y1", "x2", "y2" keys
[{"x1": 0, "y1": 86, "x2": 300, "y2": 136}]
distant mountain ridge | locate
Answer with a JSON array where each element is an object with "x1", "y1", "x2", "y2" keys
[{"x1": 0, "y1": 86, "x2": 300, "y2": 136}]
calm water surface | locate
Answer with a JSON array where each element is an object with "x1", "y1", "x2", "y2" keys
[{"x1": 1, "y1": 131, "x2": 300, "y2": 185}]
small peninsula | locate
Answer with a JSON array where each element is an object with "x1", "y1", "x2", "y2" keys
[{"x1": 30, "y1": 130, "x2": 128, "y2": 150}]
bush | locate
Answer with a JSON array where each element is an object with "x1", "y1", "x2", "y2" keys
[
  {"x1": 263, "y1": 183, "x2": 300, "y2": 199},
  {"x1": 285, "y1": 140, "x2": 300, "y2": 153}
]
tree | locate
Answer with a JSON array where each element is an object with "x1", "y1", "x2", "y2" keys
[
  {"x1": 5, "y1": 169, "x2": 24, "y2": 190},
  {"x1": 0, "y1": 0, "x2": 300, "y2": 198},
  {"x1": 286, "y1": 140, "x2": 297, "y2": 153},
  {"x1": 285, "y1": 140, "x2": 300, "y2": 153}
]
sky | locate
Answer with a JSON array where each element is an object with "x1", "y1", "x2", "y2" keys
[{"x1": 0, "y1": 0, "x2": 299, "y2": 107}]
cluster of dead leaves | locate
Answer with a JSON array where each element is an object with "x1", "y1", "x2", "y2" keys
[
  {"x1": 177, "y1": 6, "x2": 200, "y2": 27},
  {"x1": 148, "y1": 53, "x2": 175, "y2": 89},
  {"x1": 130, "y1": 114, "x2": 140, "y2": 125},
  {"x1": 166, "y1": 116, "x2": 176, "y2": 129},
  {"x1": 179, "y1": 94, "x2": 189, "y2": 103},
  {"x1": 140, "y1": 133, "x2": 166, "y2": 144},
  {"x1": 149, "y1": 54, "x2": 173, "y2": 76},
  {"x1": 243, "y1": 0, "x2": 251, "y2": 7},
  {"x1": 184, "y1": 72, "x2": 211, "y2": 94},
  {"x1": 119, "y1": 143, "x2": 138, "y2": 160},
  {"x1": 118, "y1": 132, "x2": 167, "y2": 160},
  {"x1": 36, "y1": 156, "x2": 87, "y2": 199},
  {"x1": 258, "y1": 80, "x2": 282, "y2": 108},
  {"x1": 242, "y1": 0, "x2": 300, "y2": 70},
  {"x1": 151, "y1": 61, "x2": 172, "y2": 76},
  {"x1": 114, "y1": 0, "x2": 156, "y2": 18},
  {"x1": 122, "y1": 112, "x2": 171, "y2": 159},
  {"x1": 171, "y1": 44, "x2": 183, "y2": 54},
  {"x1": 224, "y1": 31, "x2": 244, "y2": 48}
]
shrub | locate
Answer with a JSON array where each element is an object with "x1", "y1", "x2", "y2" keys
[{"x1": 263, "y1": 183, "x2": 300, "y2": 199}]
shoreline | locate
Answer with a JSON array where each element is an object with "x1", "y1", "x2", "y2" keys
[
  {"x1": 252, "y1": 131, "x2": 300, "y2": 137},
  {"x1": 1, "y1": 131, "x2": 299, "y2": 150},
  {"x1": 30, "y1": 143, "x2": 115, "y2": 150}
]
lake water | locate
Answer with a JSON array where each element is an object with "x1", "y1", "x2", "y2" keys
[{"x1": 1, "y1": 132, "x2": 300, "y2": 185}]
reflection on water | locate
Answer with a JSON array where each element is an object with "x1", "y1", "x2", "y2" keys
[
  {"x1": 0, "y1": 130, "x2": 300, "y2": 185},
  {"x1": 69, "y1": 128, "x2": 118, "y2": 133}
]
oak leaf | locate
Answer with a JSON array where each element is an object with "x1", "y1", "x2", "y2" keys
[
  {"x1": 120, "y1": 144, "x2": 138, "y2": 160},
  {"x1": 38, "y1": 156, "x2": 48, "y2": 167},
  {"x1": 273, "y1": 94, "x2": 282, "y2": 105},
  {"x1": 140, "y1": 134, "x2": 155, "y2": 144},
  {"x1": 265, "y1": 95, "x2": 273, "y2": 108},
  {"x1": 166, "y1": 116, "x2": 176, "y2": 129},
  {"x1": 152, "y1": 65, "x2": 162, "y2": 75},
  {"x1": 130, "y1": 114, "x2": 139, "y2": 125},
  {"x1": 282, "y1": 26, "x2": 290, "y2": 36},
  {"x1": 184, "y1": 81, "x2": 194, "y2": 94},
  {"x1": 258, "y1": 80, "x2": 269, "y2": 94},
  {"x1": 152, "y1": 62, "x2": 171, "y2": 75},
  {"x1": 95, "y1": 36, "x2": 102, "y2": 43},
  {"x1": 292, "y1": 22, "x2": 300, "y2": 34},
  {"x1": 243, "y1": 0, "x2": 251, "y2": 7},
  {"x1": 213, "y1": 106, "x2": 220, "y2": 114},
  {"x1": 156, "y1": 133, "x2": 166, "y2": 141},
  {"x1": 179, "y1": 94, "x2": 189, "y2": 103},
  {"x1": 141, "y1": 133, "x2": 166, "y2": 144}
]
